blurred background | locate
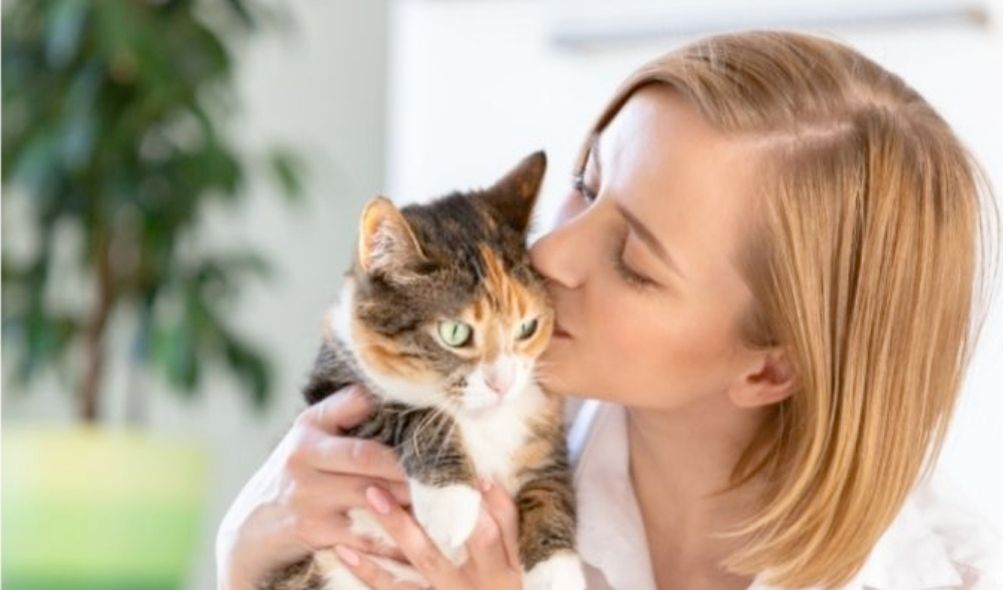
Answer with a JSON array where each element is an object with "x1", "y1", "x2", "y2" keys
[{"x1": 2, "y1": 0, "x2": 1001, "y2": 589}]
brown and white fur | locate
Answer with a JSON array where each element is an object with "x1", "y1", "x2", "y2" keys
[{"x1": 260, "y1": 152, "x2": 585, "y2": 590}]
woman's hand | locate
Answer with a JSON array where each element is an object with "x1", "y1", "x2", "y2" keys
[
  {"x1": 215, "y1": 384, "x2": 411, "y2": 590},
  {"x1": 332, "y1": 478, "x2": 524, "y2": 590}
]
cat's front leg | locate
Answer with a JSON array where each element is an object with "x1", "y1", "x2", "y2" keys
[
  {"x1": 516, "y1": 475, "x2": 586, "y2": 590},
  {"x1": 397, "y1": 410, "x2": 481, "y2": 566},
  {"x1": 408, "y1": 477, "x2": 482, "y2": 565}
]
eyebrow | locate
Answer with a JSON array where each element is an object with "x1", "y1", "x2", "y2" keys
[{"x1": 586, "y1": 132, "x2": 687, "y2": 280}]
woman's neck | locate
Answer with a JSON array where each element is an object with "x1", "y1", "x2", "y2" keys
[{"x1": 626, "y1": 394, "x2": 769, "y2": 586}]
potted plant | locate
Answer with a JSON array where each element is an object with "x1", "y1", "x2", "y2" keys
[{"x1": 2, "y1": 1, "x2": 303, "y2": 588}]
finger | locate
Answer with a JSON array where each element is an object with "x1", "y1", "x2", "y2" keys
[
  {"x1": 355, "y1": 537, "x2": 409, "y2": 563},
  {"x1": 306, "y1": 514, "x2": 409, "y2": 563},
  {"x1": 293, "y1": 469, "x2": 411, "y2": 509},
  {"x1": 364, "y1": 485, "x2": 468, "y2": 589},
  {"x1": 479, "y1": 479, "x2": 521, "y2": 570},
  {"x1": 305, "y1": 433, "x2": 408, "y2": 482},
  {"x1": 465, "y1": 503, "x2": 516, "y2": 581},
  {"x1": 300, "y1": 384, "x2": 375, "y2": 433},
  {"x1": 311, "y1": 472, "x2": 412, "y2": 507},
  {"x1": 333, "y1": 545, "x2": 427, "y2": 590},
  {"x1": 290, "y1": 510, "x2": 403, "y2": 560},
  {"x1": 285, "y1": 472, "x2": 409, "y2": 561}
]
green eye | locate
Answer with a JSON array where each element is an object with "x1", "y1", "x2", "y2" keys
[
  {"x1": 438, "y1": 320, "x2": 473, "y2": 347},
  {"x1": 517, "y1": 318, "x2": 538, "y2": 340}
]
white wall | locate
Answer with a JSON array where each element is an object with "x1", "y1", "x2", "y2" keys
[{"x1": 386, "y1": 0, "x2": 1004, "y2": 529}]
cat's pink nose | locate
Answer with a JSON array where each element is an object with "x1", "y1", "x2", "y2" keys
[{"x1": 485, "y1": 372, "x2": 513, "y2": 397}]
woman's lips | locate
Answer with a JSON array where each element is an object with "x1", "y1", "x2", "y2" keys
[{"x1": 554, "y1": 322, "x2": 572, "y2": 339}]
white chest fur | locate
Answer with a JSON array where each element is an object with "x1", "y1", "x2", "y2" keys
[{"x1": 452, "y1": 382, "x2": 545, "y2": 494}]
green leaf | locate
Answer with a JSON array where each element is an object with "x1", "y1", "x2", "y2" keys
[
  {"x1": 221, "y1": 336, "x2": 272, "y2": 411},
  {"x1": 9, "y1": 129, "x2": 60, "y2": 197},
  {"x1": 158, "y1": 316, "x2": 200, "y2": 392},
  {"x1": 44, "y1": 0, "x2": 89, "y2": 68},
  {"x1": 268, "y1": 149, "x2": 306, "y2": 200},
  {"x1": 58, "y1": 109, "x2": 97, "y2": 170}
]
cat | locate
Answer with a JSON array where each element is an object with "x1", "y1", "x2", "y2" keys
[{"x1": 260, "y1": 151, "x2": 586, "y2": 590}]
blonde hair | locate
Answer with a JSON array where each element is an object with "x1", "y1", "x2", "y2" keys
[{"x1": 574, "y1": 30, "x2": 1001, "y2": 588}]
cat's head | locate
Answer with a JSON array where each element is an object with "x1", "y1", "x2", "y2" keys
[{"x1": 338, "y1": 151, "x2": 554, "y2": 416}]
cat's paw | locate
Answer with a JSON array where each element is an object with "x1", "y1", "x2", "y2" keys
[
  {"x1": 523, "y1": 551, "x2": 586, "y2": 590},
  {"x1": 409, "y1": 480, "x2": 481, "y2": 563}
]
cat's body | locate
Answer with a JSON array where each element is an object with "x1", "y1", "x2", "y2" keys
[{"x1": 260, "y1": 152, "x2": 585, "y2": 590}]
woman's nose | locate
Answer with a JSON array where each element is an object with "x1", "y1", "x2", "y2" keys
[{"x1": 529, "y1": 205, "x2": 593, "y2": 289}]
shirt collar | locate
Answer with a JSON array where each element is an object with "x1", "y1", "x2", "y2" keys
[
  {"x1": 568, "y1": 400, "x2": 963, "y2": 589},
  {"x1": 571, "y1": 399, "x2": 658, "y2": 590}
]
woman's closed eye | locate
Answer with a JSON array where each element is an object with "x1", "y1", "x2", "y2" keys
[
  {"x1": 572, "y1": 173, "x2": 597, "y2": 204},
  {"x1": 571, "y1": 174, "x2": 659, "y2": 291},
  {"x1": 612, "y1": 235, "x2": 658, "y2": 289}
]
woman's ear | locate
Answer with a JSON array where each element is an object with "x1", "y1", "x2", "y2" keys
[{"x1": 728, "y1": 347, "x2": 797, "y2": 408}]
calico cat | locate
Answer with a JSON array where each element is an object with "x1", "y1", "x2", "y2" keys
[{"x1": 260, "y1": 151, "x2": 585, "y2": 590}]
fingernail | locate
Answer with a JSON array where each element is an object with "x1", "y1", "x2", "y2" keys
[
  {"x1": 479, "y1": 477, "x2": 493, "y2": 492},
  {"x1": 366, "y1": 486, "x2": 392, "y2": 515},
  {"x1": 334, "y1": 544, "x2": 361, "y2": 567}
]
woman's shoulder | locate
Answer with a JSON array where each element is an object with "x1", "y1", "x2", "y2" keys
[{"x1": 561, "y1": 398, "x2": 1002, "y2": 589}]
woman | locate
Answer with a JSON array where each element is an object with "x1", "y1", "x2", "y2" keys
[{"x1": 216, "y1": 30, "x2": 1001, "y2": 589}]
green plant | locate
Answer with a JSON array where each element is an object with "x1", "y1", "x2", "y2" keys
[{"x1": 2, "y1": 0, "x2": 304, "y2": 423}]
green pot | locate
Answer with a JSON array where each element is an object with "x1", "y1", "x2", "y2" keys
[{"x1": 2, "y1": 425, "x2": 209, "y2": 590}]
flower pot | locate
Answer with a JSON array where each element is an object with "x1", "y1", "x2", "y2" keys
[{"x1": 2, "y1": 425, "x2": 209, "y2": 590}]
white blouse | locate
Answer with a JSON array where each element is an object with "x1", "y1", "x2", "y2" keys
[{"x1": 565, "y1": 399, "x2": 1003, "y2": 589}]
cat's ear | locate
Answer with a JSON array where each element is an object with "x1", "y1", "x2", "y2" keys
[
  {"x1": 357, "y1": 196, "x2": 427, "y2": 275},
  {"x1": 481, "y1": 150, "x2": 547, "y2": 236}
]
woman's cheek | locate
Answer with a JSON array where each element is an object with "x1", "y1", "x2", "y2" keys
[{"x1": 604, "y1": 308, "x2": 652, "y2": 365}]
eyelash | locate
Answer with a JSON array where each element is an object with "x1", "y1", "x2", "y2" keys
[
  {"x1": 572, "y1": 173, "x2": 595, "y2": 203},
  {"x1": 571, "y1": 173, "x2": 658, "y2": 291}
]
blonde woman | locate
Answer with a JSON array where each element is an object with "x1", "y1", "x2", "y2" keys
[{"x1": 216, "y1": 30, "x2": 1001, "y2": 589}]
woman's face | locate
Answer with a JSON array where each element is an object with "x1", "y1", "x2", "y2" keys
[{"x1": 530, "y1": 85, "x2": 767, "y2": 411}]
